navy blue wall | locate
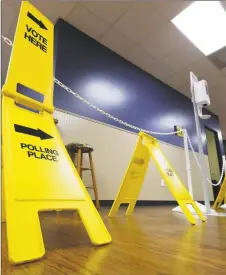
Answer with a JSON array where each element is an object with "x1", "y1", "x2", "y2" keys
[{"x1": 54, "y1": 19, "x2": 224, "y2": 156}]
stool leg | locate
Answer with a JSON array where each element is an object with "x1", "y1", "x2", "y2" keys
[
  {"x1": 88, "y1": 152, "x2": 100, "y2": 209},
  {"x1": 73, "y1": 149, "x2": 82, "y2": 218},
  {"x1": 77, "y1": 149, "x2": 82, "y2": 177}
]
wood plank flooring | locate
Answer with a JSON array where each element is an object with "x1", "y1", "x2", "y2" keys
[{"x1": 2, "y1": 206, "x2": 226, "y2": 275}]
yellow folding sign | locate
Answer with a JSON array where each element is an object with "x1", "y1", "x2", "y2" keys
[
  {"x1": 2, "y1": 1, "x2": 111, "y2": 264},
  {"x1": 109, "y1": 135, "x2": 150, "y2": 217},
  {"x1": 213, "y1": 177, "x2": 226, "y2": 210},
  {"x1": 109, "y1": 132, "x2": 207, "y2": 225}
]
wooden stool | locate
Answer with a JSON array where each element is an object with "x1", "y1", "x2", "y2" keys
[{"x1": 66, "y1": 143, "x2": 100, "y2": 209}]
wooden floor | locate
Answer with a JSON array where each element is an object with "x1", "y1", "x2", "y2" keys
[{"x1": 2, "y1": 206, "x2": 226, "y2": 275}]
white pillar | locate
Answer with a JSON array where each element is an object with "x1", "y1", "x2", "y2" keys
[
  {"x1": 183, "y1": 129, "x2": 193, "y2": 198},
  {"x1": 190, "y1": 72, "x2": 210, "y2": 214}
]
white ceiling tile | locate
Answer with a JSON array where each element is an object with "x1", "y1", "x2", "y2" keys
[
  {"x1": 177, "y1": 71, "x2": 191, "y2": 88},
  {"x1": 66, "y1": 4, "x2": 110, "y2": 39},
  {"x1": 193, "y1": 58, "x2": 219, "y2": 76},
  {"x1": 216, "y1": 48, "x2": 226, "y2": 63},
  {"x1": 175, "y1": 67, "x2": 192, "y2": 84},
  {"x1": 162, "y1": 43, "x2": 203, "y2": 71},
  {"x1": 82, "y1": 2, "x2": 132, "y2": 24},
  {"x1": 221, "y1": 1, "x2": 226, "y2": 11},
  {"x1": 2, "y1": 0, "x2": 21, "y2": 13},
  {"x1": 207, "y1": 84, "x2": 225, "y2": 117},
  {"x1": 210, "y1": 85, "x2": 225, "y2": 105},
  {"x1": 146, "y1": 60, "x2": 174, "y2": 80},
  {"x1": 143, "y1": 22, "x2": 189, "y2": 59},
  {"x1": 99, "y1": 28, "x2": 134, "y2": 56},
  {"x1": 1, "y1": 1, "x2": 76, "y2": 39},
  {"x1": 221, "y1": 68, "x2": 226, "y2": 77},
  {"x1": 203, "y1": 67, "x2": 223, "y2": 88},
  {"x1": 114, "y1": 2, "x2": 167, "y2": 43},
  {"x1": 179, "y1": 57, "x2": 223, "y2": 88},
  {"x1": 31, "y1": 1, "x2": 76, "y2": 24},
  {"x1": 6, "y1": 20, "x2": 17, "y2": 42},
  {"x1": 163, "y1": 72, "x2": 188, "y2": 90},
  {"x1": 154, "y1": 1, "x2": 193, "y2": 20},
  {"x1": 2, "y1": 1, "x2": 76, "y2": 23},
  {"x1": 1, "y1": 2, "x2": 18, "y2": 36},
  {"x1": 1, "y1": 41, "x2": 12, "y2": 85},
  {"x1": 213, "y1": 76, "x2": 226, "y2": 91},
  {"x1": 125, "y1": 46, "x2": 157, "y2": 70}
]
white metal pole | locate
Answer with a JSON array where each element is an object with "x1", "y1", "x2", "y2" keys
[
  {"x1": 191, "y1": 83, "x2": 210, "y2": 214},
  {"x1": 183, "y1": 129, "x2": 193, "y2": 198}
]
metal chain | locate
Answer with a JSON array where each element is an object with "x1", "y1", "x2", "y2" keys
[
  {"x1": 1, "y1": 35, "x2": 13, "y2": 46},
  {"x1": 2, "y1": 35, "x2": 225, "y2": 184},
  {"x1": 207, "y1": 157, "x2": 225, "y2": 186},
  {"x1": 187, "y1": 132, "x2": 225, "y2": 186},
  {"x1": 53, "y1": 78, "x2": 181, "y2": 136},
  {"x1": 186, "y1": 133, "x2": 201, "y2": 169}
]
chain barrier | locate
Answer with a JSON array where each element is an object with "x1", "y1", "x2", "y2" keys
[
  {"x1": 53, "y1": 78, "x2": 181, "y2": 136},
  {"x1": 1, "y1": 35, "x2": 225, "y2": 185},
  {"x1": 187, "y1": 131, "x2": 225, "y2": 186},
  {"x1": 186, "y1": 133, "x2": 201, "y2": 169},
  {"x1": 1, "y1": 35, "x2": 13, "y2": 46},
  {"x1": 208, "y1": 157, "x2": 225, "y2": 186}
]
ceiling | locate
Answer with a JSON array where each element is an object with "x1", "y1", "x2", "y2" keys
[{"x1": 1, "y1": 0, "x2": 226, "y2": 138}]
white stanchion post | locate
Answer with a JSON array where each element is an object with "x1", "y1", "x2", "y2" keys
[
  {"x1": 172, "y1": 128, "x2": 207, "y2": 214},
  {"x1": 220, "y1": 156, "x2": 226, "y2": 209},
  {"x1": 172, "y1": 128, "x2": 196, "y2": 214},
  {"x1": 183, "y1": 129, "x2": 193, "y2": 198},
  {"x1": 190, "y1": 72, "x2": 210, "y2": 214}
]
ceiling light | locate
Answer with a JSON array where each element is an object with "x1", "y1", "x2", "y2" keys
[{"x1": 171, "y1": 1, "x2": 226, "y2": 55}]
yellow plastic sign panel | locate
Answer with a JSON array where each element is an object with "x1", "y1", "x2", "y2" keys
[
  {"x1": 142, "y1": 133, "x2": 206, "y2": 225},
  {"x1": 3, "y1": 1, "x2": 54, "y2": 112},
  {"x1": 2, "y1": 2, "x2": 111, "y2": 264},
  {"x1": 174, "y1": 126, "x2": 183, "y2": 138},
  {"x1": 1, "y1": 172, "x2": 6, "y2": 223},
  {"x1": 213, "y1": 177, "x2": 226, "y2": 209},
  {"x1": 109, "y1": 132, "x2": 206, "y2": 225},
  {"x1": 109, "y1": 136, "x2": 150, "y2": 217}
]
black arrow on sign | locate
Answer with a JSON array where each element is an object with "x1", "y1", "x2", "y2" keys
[
  {"x1": 14, "y1": 124, "x2": 53, "y2": 140},
  {"x1": 27, "y1": 12, "x2": 48, "y2": 30}
]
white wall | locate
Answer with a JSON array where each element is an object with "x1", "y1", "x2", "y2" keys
[{"x1": 54, "y1": 110, "x2": 214, "y2": 201}]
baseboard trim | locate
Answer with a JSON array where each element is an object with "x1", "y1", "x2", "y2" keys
[{"x1": 93, "y1": 200, "x2": 214, "y2": 207}]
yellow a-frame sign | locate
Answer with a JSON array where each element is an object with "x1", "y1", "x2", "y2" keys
[
  {"x1": 213, "y1": 177, "x2": 226, "y2": 210},
  {"x1": 2, "y1": 1, "x2": 111, "y2": 264},
  {"x1": 109, "y1": 132, "x2": 207, "y2": 225}
]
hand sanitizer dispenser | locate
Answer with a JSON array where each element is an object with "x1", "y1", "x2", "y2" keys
[{"x1": 193, "y1": 80, "x2": 211, "y2": 119}]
